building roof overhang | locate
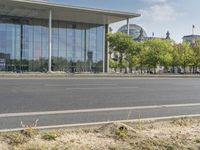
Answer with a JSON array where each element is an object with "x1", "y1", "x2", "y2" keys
[{"x1": 0, "y1": 0, "x2": 140, "y2": 24}]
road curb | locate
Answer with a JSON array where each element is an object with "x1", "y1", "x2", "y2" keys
[
  {"x1": 0, "y1": 73, "x2": 200, "y2": 78},
  {"x1": 1, "y1": 114, "x2": 200, "y2": 133}
]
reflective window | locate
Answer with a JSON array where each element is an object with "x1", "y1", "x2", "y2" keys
[{"x1": 0, "y1": 16, "x2": 104, "y2": 72}]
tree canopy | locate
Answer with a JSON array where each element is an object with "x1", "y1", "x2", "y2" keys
[{"x1": 108, "y1": 32, "x2": 200, "y2": 74}]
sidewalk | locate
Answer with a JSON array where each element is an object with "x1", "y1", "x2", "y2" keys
[{"x1": 0, "y1": 72, "x2": 200, "y2": 78}]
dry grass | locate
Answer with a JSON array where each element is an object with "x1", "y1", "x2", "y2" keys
[{"x1": 1, "y1": 118, "x2": 200, "y2": 150}]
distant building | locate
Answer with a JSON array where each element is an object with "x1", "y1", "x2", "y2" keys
[
  {"x1": 117, "y1": 24, "x2": 171, "y2": 42},
  {"x1": 183, "y1": 35, "x2": 200, "y2": 44},
  {"x1": 146, "y1": 31, "x2": 171, "y2": 41},
  {"x1": 117, "y1": 24, "x2": 147, "y2": 40},
  {"x1": 183, "y1": 25, "x2": 200, "y2": 44}
]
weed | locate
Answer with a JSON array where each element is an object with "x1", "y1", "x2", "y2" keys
[
  {"x1": 115, "y1": 126, "x2": 128, "y2": 138},
  {"x1": 42, "y1": 132, "x2": 57, "y2": 141},
  {"x1": 21, "y1": 127, "x2": 38, "y2": 138},
  {"x1": 133, "y1": 114, "x2": 145, "y2": 131},
  {"x1": 20, "y1": 119, "x2": 39, "y2": 137}
]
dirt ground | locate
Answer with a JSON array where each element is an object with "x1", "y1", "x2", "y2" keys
[{"x1": 1, "y1": 117, "x2": 200, "y2": 150}]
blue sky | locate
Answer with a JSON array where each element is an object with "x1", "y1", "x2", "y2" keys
[{"x1": 50, "y1": 0, "x2": 199, "y2": 43}]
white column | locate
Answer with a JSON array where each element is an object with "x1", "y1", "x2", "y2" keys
[
  {"x1": 126, "y1": 18, "x2": 130, "y2": 73},
  {"x1": 102, "y1": 25, "x2": 105, "y2": 73},
  {"x1": 127, "y1": 18, "x2": 130, "y2": 35},
  {"x1": 48, "y1": 9, "x2": 52, "y2": 72},
  {"x1": 107, "y1": 25, "x2": 110, "y2": 73}
]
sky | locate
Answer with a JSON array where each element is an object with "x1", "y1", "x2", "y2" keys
[{"x1": 50, "y1": 0, "x2": 200, "y2": 43}]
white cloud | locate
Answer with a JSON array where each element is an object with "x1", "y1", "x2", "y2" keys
[{"x1": 139, "y1": 4, "x2": 185, "y2": 21}]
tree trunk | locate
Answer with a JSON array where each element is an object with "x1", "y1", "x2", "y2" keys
[
  {"x1": 119, "y1": 53, "x2": 123, "y2": 73},
  {"x1": 124, "y1": 67, "x2": 128, "y2": 74},
  {"x1": 129, "y1": 67, "x2": 132, "y2": 73},
  {"x1": 172, "y1": 63, "x2": 175, "y2": 74},
  {"x1": 193, "y1": 65, "x2": 195, "y2": 74},
  {"x1": 154, "y1": 64, "x2": 156, "y2": 74},
  {"x1": 184, "y1": 62, "x2": 186, "y2": 74},
  {"x1": 140, "y1": 62, "x2": 143, "y2": 74}
]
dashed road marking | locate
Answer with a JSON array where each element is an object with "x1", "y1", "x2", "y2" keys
[{"x1": 1, "y1": 103, "x2": 200, "y2": 118}]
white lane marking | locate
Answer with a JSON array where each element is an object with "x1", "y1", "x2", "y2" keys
[
  {"x1": 1, "y1": 103, "x2": 200, "y2": 118},
  {"x1": 65, "y1": 86, "x2": 139, "y2": 90},
  {"x1": 45, "y1": 83, "x2": 117, "y2": 87},
  {"x1": 1, "y1": 114, "x2": 200, "y2": 132}
]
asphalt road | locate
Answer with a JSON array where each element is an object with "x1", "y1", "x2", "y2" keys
[{"x1": 0, "y1": 77, "x2": 200, "y2": 130}]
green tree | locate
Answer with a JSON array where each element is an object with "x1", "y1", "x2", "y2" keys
[
  {"x1": 178, "y1": 42, "x2": 194, "y2": 74},
  {"x1": 107, "y1": 32, "x2": 133, "y2": 73},
  {"x1": 125, "y1": 40, "x2": 140, "y2": 73},
  {"x1": 160, "y1": 40, "x2": 173, "y2": 72},
  {"x1": 191, "y1": 38, "x2": 200, "y2": 73},
  {"x1": 144, "y1": 39, "x2": 173, "y2": 74},
  {"x1": 172, "y1": 44, "x2": 181, "y2": 73},
  {"x1": 109, "y1": 59, "x2": 118, "y2": 72}
]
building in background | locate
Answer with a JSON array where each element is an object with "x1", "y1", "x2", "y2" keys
[
  {"x1": 117, "y1": 24, "x2": 147, "y2": 41},
  {"x1": 183, "y1": 35, "x2": 200, "y2": 44},
  {"x1": 146, "y1": 31, "x2": 171, "y2": 41},
  {"x1": 117, "y1": 24, "x2": 171, "y2": 42},
  {"x1": 0, "y1": 0, "x2": 140, "y2": 73},
  {"x1": 183, "y1": 25, "x2": 200, "y2": 44}
]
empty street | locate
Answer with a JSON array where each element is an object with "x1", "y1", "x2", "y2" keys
[{"x1": 0, "y1": 77, "x2": 200, "y2": 130}]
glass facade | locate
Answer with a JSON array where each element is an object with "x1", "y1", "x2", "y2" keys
[{"x1": 0, "y1": 16, "x2": 104, "y2": 72}]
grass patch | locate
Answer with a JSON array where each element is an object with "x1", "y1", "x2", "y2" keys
[
  {"x1": 41, "y1": 132, "x2": 57, "y2": 141},
  {"x1": 171, "y1": 117, "x2": 193, "y2": 126},
  {"x1": 3, "y1": 132, "x2": 27, "y2": 146},
  {"x1": 0, "y1": 118, "x2": 200, "y2": 150}
]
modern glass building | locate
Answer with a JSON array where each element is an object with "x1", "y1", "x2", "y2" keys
[{"x1": 0, "y1": 0, "x2": 140, "y2": 72}]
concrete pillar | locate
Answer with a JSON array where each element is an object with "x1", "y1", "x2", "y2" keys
[
  {"x1": 48, "y1": 9, "x2": 52, "y2": 72},
  {"x1": 126, "y1": 18, "x2": 130, "y2": 73},
  {"x1": 107, "y1": 25, "x2": 110, "y2": 73},
  {"x1": 103, "y1": 24, "x2": 109, "y2": 73},
  {"x1": 103, "y1": 25, "x2": 106, "y2": 73}
]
